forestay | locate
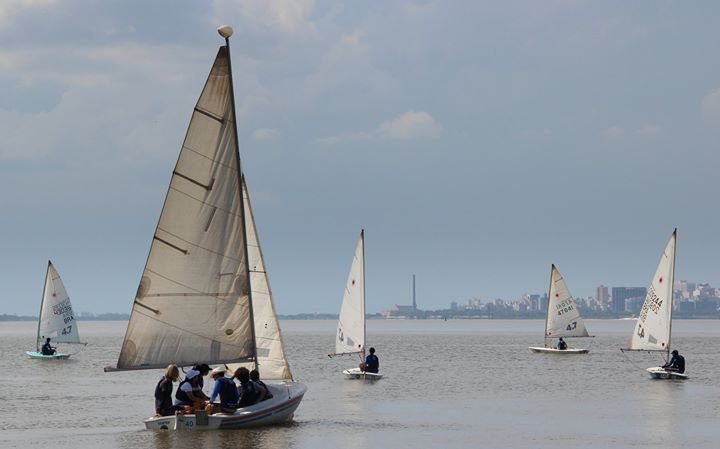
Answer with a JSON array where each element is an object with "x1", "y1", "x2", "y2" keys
[
  {"x1": 226, "y1": 180, "x2": 292, "y2": 380},
  {"x1": 114, "y1": 47, "x2": 255, "y2": 370},
  {"x1": 545, "y1": 264, "x2": 589, "y2": 338},
  {"x1": 38, "y1": 261, "x2": 80, "y2": 346},
  {"x1": 334, "y1": 230, "x2": 365, "y2": 356},
  {"x1": 627, "y1": 230, "x2": 676, "y2": 352}
]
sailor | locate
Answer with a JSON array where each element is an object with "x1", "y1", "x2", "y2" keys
[
  {"x1": 234, "y1": 367, "x2": 261, "y2": 407},
  {"x1": 361, "y1": 347, "x2": 379, "y2": 373},
  {"x1": 662, "y1": 350, "x2": 686, "y2": 373},
  {"x1": 205, "y1": 367, "x2": 239, "y2": 414},
  {"x1": 557, "y1": 338, "x2": 568, "y2": 350},
  {"x1": 154, "y1": 364, "x2": 180, "y2": 416},
  {"x1": 41, "y1": 337, "x2": 56, "y2": 355},
  {"x1": 250, "y1": 369, "x2": 272, "y2": 401},
  {"x1": 174, "y1": 369, "x2": 205, "y2": 412}
]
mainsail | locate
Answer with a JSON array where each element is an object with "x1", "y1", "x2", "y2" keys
[
  {"x1": 334, "y1": 230, "x2": 366, "y2": 356},
  {"x1": 545, "y1": 264, "x2": 589, "y2": 339},
  {"x1": 627, "y1": 229, "x2": 676, "y2": 352},
  {"x1": 112, "y1": 46, "x2": 255, "y2": 370},
  {"x1": 37, "y1": 261, "x2": 81, "y2": 348},
  {"x1": 226, "y1": 179, "x2": 292, "y2": 380}
]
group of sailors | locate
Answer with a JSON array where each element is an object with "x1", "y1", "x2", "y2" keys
[{"x1": 154, "y1": 363, "x2": 273, "y2": 417}]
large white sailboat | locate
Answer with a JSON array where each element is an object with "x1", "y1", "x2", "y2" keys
[
  {"x1": 622, "y1": 229, "x2": 686, "y2": 379},
  {"x1": 105, "y1": 26, "x2": 306, "y2": 430},
  {"x1": 529, "y1": 264, "x2": 591, "y2": 354},
  {"x1": 329, "y1": 230, "x2": 382, "y2": 380},
  {"x1": 26, "y1": 261, "x2": 83, "y2": 360}
]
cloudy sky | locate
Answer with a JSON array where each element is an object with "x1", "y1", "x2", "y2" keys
[{"x1": 1, "y1": 1, "x2": 720, "y2": 316}]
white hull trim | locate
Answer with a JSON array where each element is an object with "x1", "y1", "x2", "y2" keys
[
  {"x1": 144, "y1": 381, "x2": 306, "y2": 430},
  {"x1": 646, "y1": 366, "x2": 688, "y2": 380},
  {"x1": 528, "y1": 346, "x2": 589, "y2": 354},
  {"x1": 342, "y1": 367, "x2": 383, "y2": 380}
]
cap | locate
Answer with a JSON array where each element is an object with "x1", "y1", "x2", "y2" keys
[
  {"x1": 185, "y1": 369, "x2": 200, "y2": 379},
  {"x1": 211, "y1": 367, "x2": 226, "y2": 376}
]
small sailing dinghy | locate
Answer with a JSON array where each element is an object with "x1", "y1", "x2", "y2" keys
[
  {"x1": 329, "y1": 230, "x2": 383, "y2": 380},
  {"x1": 529, "y1": 264, "x2": 591, "y2": 354},
  {"x1": 622, "y1": 229, "x2": 687, "y2": 380},
  {"x1": 104, "y1": 26, "x2": 306, "y2": 430},
  {"x1": 26, "y1": 261, "x2": 83, "y2": 360}
]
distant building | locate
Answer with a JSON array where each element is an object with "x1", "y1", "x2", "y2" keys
[
  {"x1": 596, "y1": 285, "x2": 609, "y2": 308},
  {"x1": 612, "y1": 287, "x2": 646, "y2": 312},
  {"x1": 383, "y1": 304, "x2": 417, "y2": 319}
]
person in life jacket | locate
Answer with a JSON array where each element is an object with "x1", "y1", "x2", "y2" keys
[
  {"x1": 234, "y1": 367, "x2": 261, "y2": 407},
  {"x1": 205, "y1": 367, "x2": 240, "y2": 414},
  {"x1": 250, "y1": 369, "x2": 272, "y2": 401},
  {"x1": 41, "y1": 337, "x2": 56, "y2": 355},
  {"x1": 557, "y1": 338, "x2": 568, "y2": 350},
  {"x1": 154, "y1": 364, "x2": 180, "y2": 416},
  {"x1": 174, "y1": 369, "x2": 205, "y2": 413},
  {"x1": 360, "y1": 347, "x2": 379, "y2": 373},
  {"x1": 662, "y1": 349, "x2": 686, "y2": 373}
]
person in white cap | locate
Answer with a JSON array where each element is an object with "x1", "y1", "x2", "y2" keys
[
  {"x1": 174, "y1": 369, "x2": 205, "y2": 413},
  {"x1": 205, "y1": 367, "x2": 240, "y2": 414}
]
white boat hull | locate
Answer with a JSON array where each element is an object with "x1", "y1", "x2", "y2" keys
[
  {"x1": 646, "y1": 367, "x2": 688, "y2": 380},
  {"x1": 26, "y1": 351, "x2": 71, "y2": 360},
  {"x1": 144, "y1": 381, "x2": 306, "y2": 430},
  {"x1": 528, "y1": 346, "x2": 589, "y2": 354},
  {"x1": 342, "y1": 367, "x2": 383, "y2": 380}
]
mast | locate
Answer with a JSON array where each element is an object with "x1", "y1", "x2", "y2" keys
[
  {"x1": 221, "y1": 26, "x2": 258, "y2": 370},
  {"x1": 361, "y1": 229, "x2": 366, "y2": 361},
  {"x1": 36, "y1": 260, "x2": 51, "y2": 352},
  {"x1": 667, "y1": 228, "x2": 677, "y2": 360},
  {"x1": 543, "y1": 265, "x2": 553, "y2": 347}
]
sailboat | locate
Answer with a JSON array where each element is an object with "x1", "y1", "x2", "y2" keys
[
  {"x1": 528, "y1": 264, "x2": 591, "y2": 354},
  {"x1": 622, "y1": 229, "x2": 686, "y2": 379},
  {"x1": 104, "y1": 26, "x2": 306, "y2": 430},
  {"x1": 26, "y1": 261, "x2": 83, "y2": 359},
  {"x1": 329, "y1": 230, "x2": 382, "y2": 380}
]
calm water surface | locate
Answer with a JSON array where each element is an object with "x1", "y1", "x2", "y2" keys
[{"x1": 1, "y1": 319, "x2": 718, "y2": 449}]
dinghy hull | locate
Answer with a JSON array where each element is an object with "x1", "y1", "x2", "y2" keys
[
  {"x1": 26, "y1": 351, "x2": 71, "y2": 360},
  {"x1": 528, "y1": 346, "x2": 589, "y2": 354},
  {"x1": 646, "y1": 367, "x2": 688, "y2": 380},
  {"x1": 144, "y1": 381, "x2": 306, "y2": 430},
  {"x1": 342, "y1": 367, "x2": 383, "y2": 380}
]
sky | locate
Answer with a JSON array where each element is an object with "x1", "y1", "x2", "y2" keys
[{"x1": 1, "y1": 0, "x2": 720, "y2": 316}]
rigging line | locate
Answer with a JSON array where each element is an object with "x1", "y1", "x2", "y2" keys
[
  {"x1": 131, "y1": 307, "x2": 255, "y2": 353},
  {"x1": 620, "y1": 349, "x2": 651, "y2": 375},
  {"x1": 142, "y1": 267, "x2": 247, "y2": 306},
  {"x1": 166, "y1": 185, "x2": 243, "y2": 220},
  {"x1": 180, "y1": 142, "x2": 236, "y2": 171},
  {"x1": 153, "y1": 226, "x2": 243, "y2": 264}
]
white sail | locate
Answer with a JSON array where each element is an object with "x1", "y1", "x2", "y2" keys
[
  {"x1": 114, "y1": 46, "x2": 255, "y2": 370},
  {"x1": 545, "y1": 264, "x2": 589, "y2": 338},
  {"x1": 627, "y1": 229, "x2": 676, "y2": 352},
  {"x1": 334, "y1": 230, "x2": 366, "y2": 355},
  {"x1": 37, "y1": 261, "x2": 80, "y2": 346},
  {"x1": 226, "y1": 180, "x2": 292, "y2": 380}
]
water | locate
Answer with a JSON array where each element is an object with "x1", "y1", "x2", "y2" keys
[{"x1": 1, "y1": 319, "x2": 718, "y2": 449}]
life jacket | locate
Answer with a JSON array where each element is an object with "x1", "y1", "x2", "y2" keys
[
  {"x1": 216, "y1": 377, "x2": 239, "y2": 405},
  {"x1": 365, "y1": 354, "x2": 379, "y2": 373},
  {"x1": 238, "y1": 381, "x2": 259, "y2": 407},
  {"x1": 175, "y1": 378, "x2": 197, "y2": 404}
]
